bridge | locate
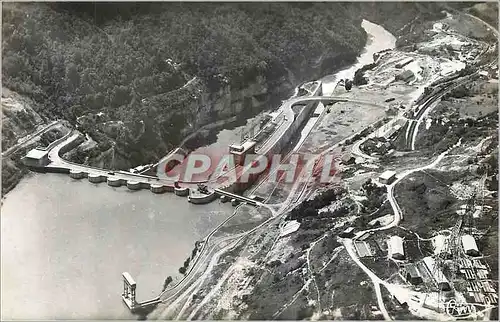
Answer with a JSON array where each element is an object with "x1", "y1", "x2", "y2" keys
[{"x1": 213, "y1": 188, "x2": 260, "y2": 206}]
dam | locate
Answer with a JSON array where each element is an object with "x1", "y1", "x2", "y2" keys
[{"x1": 21, "y1": 80, "x2": 379, "y2": 205}]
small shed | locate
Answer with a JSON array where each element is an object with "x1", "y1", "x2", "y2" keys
[{"x1": 404, "y1": 264, "x2": 423, "y2": 285}]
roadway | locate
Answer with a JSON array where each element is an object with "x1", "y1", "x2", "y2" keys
[
  {"x1": 2, "y1": 120, "x2": 60, "y2": 158},
  {"x1": 465, "y1": 13, "x2": 499, "y2": 37},
  {"x1": 407, "y1": 19, "x2": 498, "y2": 151},
  {"x1": 46, "y1": 132, "x2": 186, "y2": 187},
  {"x1": 407, "y1": 73, "x2": 478, "y2": 151},
  {"x1": 215, "y1": 94, "x2": 388, "y2": 189}
]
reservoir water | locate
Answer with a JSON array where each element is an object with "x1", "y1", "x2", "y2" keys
[
  {"x1": 1, "y1": 173, "x2": 234, "y2": 319},
  {"x1": 1, "y1": 20, "x2": 395, "y2": 320}
]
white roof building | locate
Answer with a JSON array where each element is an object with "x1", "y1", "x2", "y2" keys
[
  {"x1": 280, "y1": 220, "x2": 301, "y2": 237},
  {"x1": 388, "y1": 235, "x2": 405, "y2": 259},
  {"x1": 379, "y1": 170, "x2": 397, "y2": 184},
  {"x1": 25, "y1": 148, "x2": 49, "y2": 159},
  {"x1": 229, "y1": 140, "x2": 257, "y2": 155},
  {"x1": 461, "y1": 235, "x2": 479, "y2": 256},
  {"x1": 23, "y1": 148, "x2": 50, "y2": 167}
]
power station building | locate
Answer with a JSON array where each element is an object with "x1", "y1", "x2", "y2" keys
[
  {"x1": 229, "y1": 140, "x2": 257, "y2": 166},
  {"x1": 22, "y1": 148, "x2": 50, "y2": 167},
  {"x1": 388, "y1": 235, "x2": 405, "y2": 260}
]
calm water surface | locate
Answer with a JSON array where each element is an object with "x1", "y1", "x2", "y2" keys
[{"x1": 1, "y1": 173, "x2": 234, "y2": 319}]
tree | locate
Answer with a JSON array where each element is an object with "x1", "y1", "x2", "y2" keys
[
  {"x1": 65, "y1": 63, "x2": 80, "y2": 91},
  {"x1": 179, "y1": 266, "x2": 186, "y2": 274},
  {"x1": 344, "y1": 79, "x2": 352, "y2": 91},
  {"x1": 162, "y1": 276, "x2": 173, "y2": 291}
]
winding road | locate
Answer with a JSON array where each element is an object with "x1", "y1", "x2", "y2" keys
[{"x1": 2, "y1": 120, "x2": 61, "y2": 158}]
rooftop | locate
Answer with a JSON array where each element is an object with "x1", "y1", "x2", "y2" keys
[
  {"x1": 122, "y1": 272, "x2": 136, "y2": 286},
  {"x1": 461, "y1": 235, "x2": 479, "y2": 251},
  {"x1": 379, "y1": 170, "x2": 397, "y2": 180},
  {"x1": 406, "y1": 264, "x2": 421, "y2": 278},
  {"x1": 25, "y1": 148, "x2": 49, "y2": 160},
  {"x1": 229, "y1": 140, "x2": 257, "y2": 155}
]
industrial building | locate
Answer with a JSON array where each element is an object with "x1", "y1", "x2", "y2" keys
[
  {"x1": 423, "y1": 256, "x2": 451, "y2": 291},
  {"x1": 229, "y1": 140, "x2": 257, "y2": 166},
  {"x1": 395, "y1": 70, "x2": 415, "y2": 83},
  {"x1": 22, "y1": 148, "x2": 50, "y2": 167},
  {"x1": 379, "y1": 170, "x2": 397, "y2": 184},
  {"x1": 461, "y1": 235, "x2": 480, "y2": 257},
  {"x1": 388, "y1": 235, "x2": 405, "y2": 260},
  {"x1": 404, "y1": 264, "x2": 423, "y2": 285}
]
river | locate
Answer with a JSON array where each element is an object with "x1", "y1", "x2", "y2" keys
[
  {"x1": 321, "y1": 19, "x2": 396, "y2": 95},
  {"x1": 0, "y1": 20, "x2": 395, "y2": 320}
]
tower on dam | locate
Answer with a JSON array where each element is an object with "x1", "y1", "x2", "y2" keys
[{"x1": 122, "y1": 272, "x2": 137, "y2": 310}]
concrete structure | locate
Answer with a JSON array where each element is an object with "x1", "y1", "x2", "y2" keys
[
  {"x1": 461, "y1": 235, "x2": 480, "y2": 256},
  {"x1": 127, "y1": 180, "x2": 142, "y2": 190},
  {"x1": 150, "y1": 184, "x2": 166, "y2": 193},
  {"x1": 22, "y1": 148, "x2": 50, "y2": 167},
  {"x1": 122, "y1": 272, "x2": 137, "y2": 309},
  {"x1": 174, "y1": 186, "x2": 189, "y2": 196},
  {"x1": 107, "y1": 177, "x2": 124, "y2": 187},
  {"x1": 121, "y1": 272, "x2": 160, "y2": 313},
  {"x1": 223, "y1": 82, "x2": 326, "y2": 193},
  {"x1": 214, "y1": 188, "x2": 259, "y2": 206},
  {"x1": 188, "y1": 190, "x2": 218, "y2": 204},
  {"x1": 388, "y1": 235, "x2": 405, "y2": 260},
  {"x1": 88, "y1": 173, "x2": 107, "y2": 183},
  {"x1": 25, "y1": 84, "x2": 389, "y2": 204},
  {"x1": 69, "y1": 169, "x2": 87, "y2": 179},
  {"x1": 229, "y1": 140, "x2": 257, "y2": 166},
  {"x1": 379, "y1": 170, "x2": 396, "y2": 184},
  {"x1": 423, "y1": 256, "x2": 451, "y2": 291},
  {"x1": 280, "y1": 220, "x2": 301, "y2": 237},
  {"x1": 404, "y1": 264, "x2": 423, "y2": 285}
]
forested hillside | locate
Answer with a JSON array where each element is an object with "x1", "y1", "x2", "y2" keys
[{"x1": 2, "y1": 2, "x2": 462, "y2": 170}]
